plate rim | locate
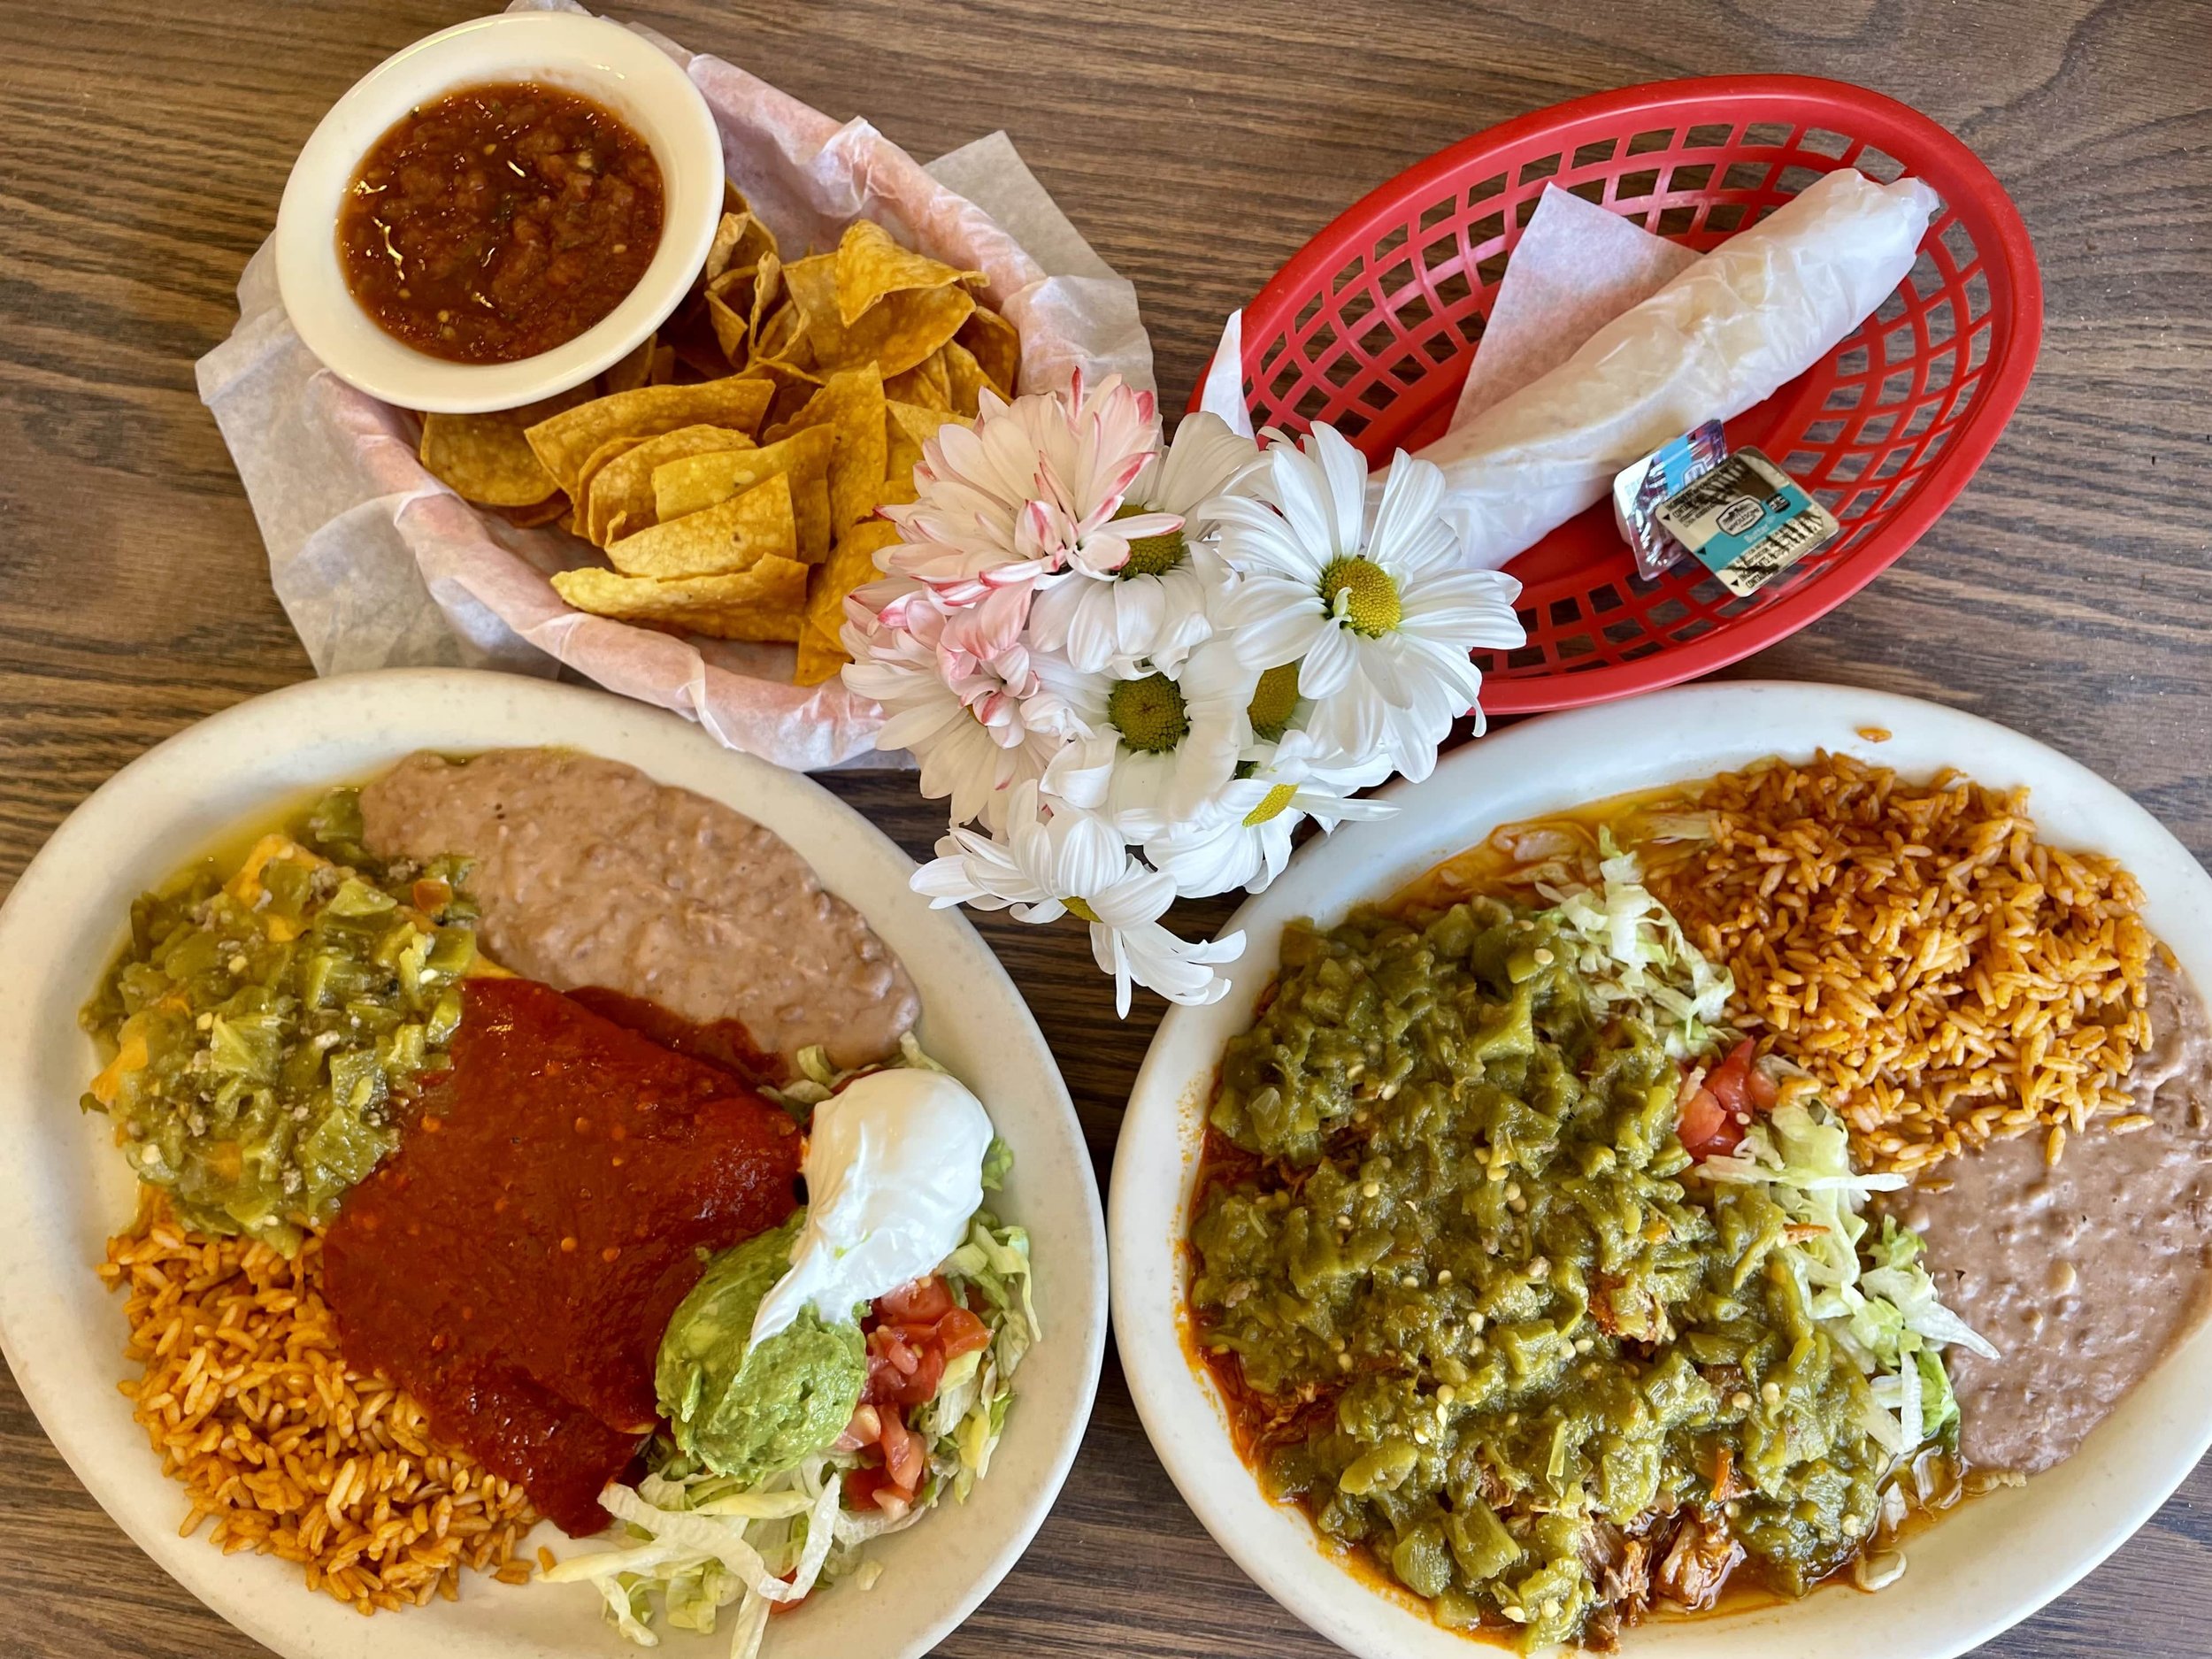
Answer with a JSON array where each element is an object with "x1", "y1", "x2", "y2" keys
[
  {"x1": 0, "y1": 667, "x2": 1108, "y2": 1659},
  {"x1": 1110, "y1": 679, "x2": 2212, "y2": 1659}
]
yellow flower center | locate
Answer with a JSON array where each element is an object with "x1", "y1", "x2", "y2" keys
[
  {"x1": 1107, "y1": 672, "x2": 1190, "y2": 754},
  {"x1": 1113, "y1": 502, "x2": 1187, "y2": 579},
  {"x1": 1246, "y1": 663, "x2": 1302, "y2": 743},
  {"x1": 1064, "y1": 895, "x2": 1102, "y2": 923},
  {"x1": 1319, "y1": 556, "x2": 1402, "y2": 637},
  {"x1": 1241, "y1": 782, "x2": 1299, "y2": 827}
]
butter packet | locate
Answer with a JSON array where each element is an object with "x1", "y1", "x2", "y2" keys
[
  {"x1": 1654, "y1": 447, "x2": 1840, "y2": 598},
  {"x1": 1612, "y1": 419, "x2": 1728, "y2": 580}
]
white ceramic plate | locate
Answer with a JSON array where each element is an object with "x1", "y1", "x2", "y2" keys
[
  {"x1": 0, "y1": 669, "x2": 1106, "y2": 1659},
  {"x1": 1111, "y1": 680, "x2": 2212, "y2": 1659}
]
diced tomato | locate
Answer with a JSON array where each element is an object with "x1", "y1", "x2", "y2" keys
[
  {"x1": 1705, "y1": 1040, "x2": 1756, "y2": 1116},
  {"x1": 1677, "y1": 1079, "x2": 1740, "y2": 1160},
  {"x1": 844, "y1": 1461, "x2": 902, "y2": 1512},
  {"x1": 878, "y1": 1406, "x2": 925, "y2": 1490},
  {"x1": 874, "y1": 1326, "x2": 920, "y2": 1376},
  {"x1": 929, "y1": 1305, "x2": 992, "y2": 1362},
  {"x1": 1682, "y1": 1040, "x2": 1777, "y2": 1159},
  {"x1": 833, "y1": 1402, "x2": 881, "y2": 1453},
  {"x1": 877, "y1": 1274, "x2": 956, "y2": 1325},
  {"x1": 865, "y1": 1325, "x2": 945, "y2": 1408},
  {"x1": 1745, "y1": 1057, "x2": 1780, "y2": 1111}
]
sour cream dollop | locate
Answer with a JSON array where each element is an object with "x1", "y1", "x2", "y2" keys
[{"x1": 749, "y1": 1068, "x2": 994, "y2": 1346}]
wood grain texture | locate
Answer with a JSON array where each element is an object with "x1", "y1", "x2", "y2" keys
[{"x1": 1, "y1": 0, "x2": 2208, "y2": 1653}]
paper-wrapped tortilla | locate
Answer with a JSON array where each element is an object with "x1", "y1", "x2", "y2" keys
[{"x1": 1417, "y1": 168, "x2": 1940, "y2": 571}]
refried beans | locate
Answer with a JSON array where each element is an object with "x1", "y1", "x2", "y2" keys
[
  {"x1": 359, "y1": 749, "x2": 918, "y2": 1071},
  {"x1": 1891, "y1": 955, "x2": 2212, "y2": 1473}
]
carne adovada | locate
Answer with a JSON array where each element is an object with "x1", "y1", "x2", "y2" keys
[
  {"x1": 1187, "y1": 752, "x2": 2210, "y2": 1652},
  {"x1": 84, "y1": 750, "x2": 1036, "y2": 1650}
]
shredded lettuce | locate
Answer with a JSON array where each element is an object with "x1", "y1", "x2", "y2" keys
[
  {"x1": 1701, "y1": 1099, "x2": 1995, "y2": 1455},
  {"x1": 1543, "y1": 836, "x2": 1734, "y2": 1058},
  {"x1": 545, "y1": 1041, "x2": 1037, "y2": 1652}
]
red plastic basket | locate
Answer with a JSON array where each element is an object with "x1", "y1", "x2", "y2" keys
[{"x1": 1200, "y1": 75, "x2": 2042, "y2": 713}]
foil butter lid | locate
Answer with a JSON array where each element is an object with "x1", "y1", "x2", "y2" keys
[
  {"x1": 1612, "y1": 419, "x2": 1729, "y2": 580},
  {"x1": 1654, "y1": 447, "x2": 1841, "y2": 597}
]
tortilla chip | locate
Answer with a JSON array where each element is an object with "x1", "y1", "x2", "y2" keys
[
  {"x1": 794, "y1": 619, "x2": 847, "y2": 687},
  {"x1": 649, "y1": 343, "x2": 683, "y2": 385},
  {"x1": 880, "y1": 401, "x2": 964, "y2": 510},
  {"x1": 703, "y1": 211, "x2": 777, "y2": 284},
  {"x1": 553, "y1": 557, "x2": 809, "y2": 641},
  {"x1": 605, "y1": 473, "x2": 798, "y2": 580},
  {"x1": 956, "y1": 305, "x2": 1021, "y2": 397},
  {"x1": 651, "y1": 426, "x2": 835, "y2": 560},
  {"x1": 417, "y1": 388, "x2": 588, "y2": 506},
  {"x1": 781, "y1": 252, "x2": 972, "y2": 380},
  {"x1": 748, "y1": 252, "x2": 784, "y2": 338},
  {"x1": 833, "y1": 220, "x2": 984, "y2": 326},
  {"x1": 601, "y1": 334, "x2": 658, "y2": 396},
  {"x1": 526, "y1": 380, "x2": 775, "y2": 494},
  {"x1": 496, "y1": 492, "x2": 572, "y2": 529},
  {"x1": 723, "y1": 180, "x2": 750, "y2": 218},
  {"x1": 582, "y1": 424, "x2": 757, "y2": 548},
  {"x1": 754, "y1": 300, "x2": 811, "y2": 368},
  {"x1": 941, "y1": 339, "x2": 997, "y2": 417},
  {"x1": 798, "y1": 519, "x2": 903, "y2": 684},
  {"x1": 742, "y1": 356, "x2": 823, "y2": 429},
  {"x1": 706, "y1": 291, "x2": 752, "y2": 367},
  {"x1": 767, "y1": 365, "x2": 889, "y2": 531},
  {"x1": 881, "y1": 434, "x2": 920, "y2": 510},
  {"x1": 883, "y1": 349, "x2": 953, "y2": 412},
  {"x1": 572, "y1": 434, "x2": 648, "y2": 518},
  {"x1": 888, "y1": 400, "x2": 964, "y2": 448}
]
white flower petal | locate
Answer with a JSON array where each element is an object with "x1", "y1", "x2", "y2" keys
[
  {"x1": 1086, "y1": 863, "x2": 1177, "y2": 928},
  {"x1": 1055, "y1": 804, "x2": 1134, "y2": 901},
  {"x1": 1297, "y1": 620, "x2": 1356, "y2": 700},
  {"x1": 1304, "y1": 425, "x2": 1370, "y2": 557},
  {"x1": 1156, "y1": 411, "x2": 1264, "y2": 511}
]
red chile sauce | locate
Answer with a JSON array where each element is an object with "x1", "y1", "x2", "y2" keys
[
  {"x1": 567, "y1": 984, "x2": 787, "y2": 1089},
  {"x1": 336, "y1": 81, "x2": 664, "y2": 365},
  {"x1": 322, "y1": 977, "x2": 801, "y2": 1534}
]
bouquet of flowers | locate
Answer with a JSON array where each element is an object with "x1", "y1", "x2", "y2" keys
[{"x1": 840, "y1": 374, "x2": 1526, "y2": 1015}]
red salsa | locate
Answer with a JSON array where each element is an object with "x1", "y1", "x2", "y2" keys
[
  {"x1": 336, "y1": 81, "x2": 664, "y2": 365},
  {"x1": 321, "y1": 978, "x2": 801, "y2": 1534}
]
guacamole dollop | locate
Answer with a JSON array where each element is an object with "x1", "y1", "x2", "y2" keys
[{"x1": 656, "y1": 1214, "x2": 867, "y2": 1484}]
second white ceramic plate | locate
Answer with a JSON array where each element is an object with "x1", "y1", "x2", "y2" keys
[
  {"x1": 1111, "y1": 680, "x2": 2212, "y2": 1659},
  {"x1": 0, "y1": 669, "x2": 1107, "y2": 1659}
]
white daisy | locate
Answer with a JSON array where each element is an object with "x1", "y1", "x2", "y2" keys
[
  {"x1": 1026, "y1": 411, "x2": 1259, "y2": 676},
  {"x1": 1210, "y1": 425, "x2": 1525, "y2": 780},
  {"x1": 1145, "y1": 729, "x2": 1397, "y2": 898},
  {"x1": 1033, "y1": 638, "x2": 1253, "y2": 838},
  {"x1": 911, "y1": 782, "x2": 1244, "y2": 1016},
  {"x1": 841, "y1": 594, "x2": 1056, "y2": 832}
]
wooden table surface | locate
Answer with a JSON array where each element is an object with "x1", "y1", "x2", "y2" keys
[{"x1": 4, "y1": 0, "x2": 2208, "y2": 1654}]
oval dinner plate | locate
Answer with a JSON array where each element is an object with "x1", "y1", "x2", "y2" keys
[
  {"x1": 0, "y1": 669, "x2": 1107, "y2": 1659},
  {"x1": 1111, "y1": 680, "x2": 2212, "y2": 1659}
]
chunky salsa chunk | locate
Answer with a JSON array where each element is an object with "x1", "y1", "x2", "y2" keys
[{"x1": 337, "y1": 81, "x2": 664, "y2": 364}]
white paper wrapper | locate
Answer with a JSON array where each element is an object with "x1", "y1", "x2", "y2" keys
[
  {"x1": 1448, "y1": 186, "x2": 1699, "y2": 427},
  {"x1": 1417, "y1": 168, "x2": 1939, "y2": 571},
  {"x1": 196, "y1": 0, "x2": 1150, "y2": 772}
]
